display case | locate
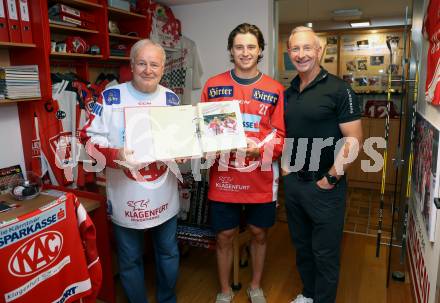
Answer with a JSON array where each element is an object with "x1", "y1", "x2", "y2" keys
[{"x1": 339, "y1": 31, "x2": 404, "y2": 94}]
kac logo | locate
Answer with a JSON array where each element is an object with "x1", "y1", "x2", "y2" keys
[
  {"x1": 9, "y1": 231, "x2": 63, "y2": 277},
  {"x1": 127, "y1": 199, "x2": 150, "y2": 211}
]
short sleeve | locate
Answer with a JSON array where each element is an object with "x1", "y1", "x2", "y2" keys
[{"x1": 336, "y1": 82, "x2": 362, "y2": 123}]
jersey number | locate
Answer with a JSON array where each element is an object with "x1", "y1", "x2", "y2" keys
[{"x1": 258, "y1": 104, "x2": 269, "y2": 115}]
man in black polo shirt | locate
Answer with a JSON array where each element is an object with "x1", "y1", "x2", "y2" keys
[{"x1": 283, "y1": 27, "x2": 363, "y2": 303}]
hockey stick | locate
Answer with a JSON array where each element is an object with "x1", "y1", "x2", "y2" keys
[
  {"x1": 376, "y1": 35, "x2": 398, "y2": 258},
  {"x1": 386, "y1": 9, "x2": 409, "y2": 285},
  {"x1": 400, "y1": 46, "x2": 419, "y2": 267}
]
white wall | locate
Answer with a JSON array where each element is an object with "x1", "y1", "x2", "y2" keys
[
  {"x1": 0, "y1": 104, "x2": 26, "y2": 172},
  {"x1": 171, "y1": 0, "x2": 274, "y2": 102}
]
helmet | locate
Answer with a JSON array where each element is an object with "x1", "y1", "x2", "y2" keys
[{"x1": 65, "y1": 36, "x2": 89, "y2": 54}]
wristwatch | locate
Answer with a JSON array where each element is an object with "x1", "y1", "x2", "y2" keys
[{"x1": 324, "y1": 172, "x2": 339, "y2": 185}]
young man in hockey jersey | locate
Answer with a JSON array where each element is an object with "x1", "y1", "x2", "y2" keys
[
  {"x1": 201, "y1": 23, "x2": 285, "y2": 303},
  {"x1": 82, "y1": 39, "x2": 181, "y2": 303}
]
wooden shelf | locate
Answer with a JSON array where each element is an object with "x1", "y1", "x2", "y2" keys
[
  {"x1": 0, "y1": 41, "x2": 36, "y2": 48},
  {"x1": 107, "y1": 7, "x2": 146, "y2": 19},
  {"x1": 109, "y1": 33, "x2": 142, "y2": 41},
  {"x1": 108, "y1": 56, "x2": 130, "y2": 61},
  {"x1": 0, "y1": 98, "x2": 41, "y2": 105},
  {"x1": 49, "y1": 23, "x2": 99, "y2": 34},
  {"x1": 49, "y1": 0, "x2": 103, "y2": 9},
  {"x1": 50, "y1": 52, "x2": 103, "y2": 59}
]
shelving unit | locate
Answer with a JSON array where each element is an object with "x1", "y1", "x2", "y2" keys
[
  {"x1": 109, "y1": 33, "x2": 142, "y2": 41},
  {"x1": 50, "y1": 52, "x2": 103, "y2": 59},
  {"x1": 49, "y1": 0, "x2": 103, "y2": 9},
  {"x1": 5, "y1": 2, "x2": 153, "y2": 301},
  {"x1": 107, "y1": 6, "x2": 146, "y2": 19},
  {"x1": 49, "y1": 23, "x2": 100, "y2": 34},
  {"x1": 0, "y1": 98, "x2": 41, "y2": 105},
  {"x1": 108, "y1": 56, "x2": 130, "y2": 60},
  {"x1": 0, "y1": 42, "x2": 36, "y2": 48}
]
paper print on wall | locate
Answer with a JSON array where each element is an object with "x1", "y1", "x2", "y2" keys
[{"x1": 412, "y1": 113, "x2": 440, "y2": 242}]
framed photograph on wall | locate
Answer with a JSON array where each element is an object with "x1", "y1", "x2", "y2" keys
[{"x1": 412, "y1": 113, "x2": 440, "y2": 242}]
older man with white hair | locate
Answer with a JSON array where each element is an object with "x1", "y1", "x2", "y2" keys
[{"x1": 82, "y1": 39, "x2": 181, "y2": 303}]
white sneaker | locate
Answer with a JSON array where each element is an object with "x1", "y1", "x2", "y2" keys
[{"x1": 290, "y1": 294, "x2": 313, "y2": 303}]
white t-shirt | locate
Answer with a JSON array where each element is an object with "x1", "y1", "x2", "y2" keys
[{"x1": 161, "y1": 36, "x2": 203, "y2": 105}]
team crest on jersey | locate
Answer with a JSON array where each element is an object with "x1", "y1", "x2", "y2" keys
[
  {"x1": 208, "y1": 86, "x2": 234, "y2": 99},
  {"x1": 242, "y1": 114, "x2": 261, "y2": 132},
  {"x1": 56, "y1": 110, "x2": 66, "y2": 120},
  {"x1": 166, "y1": 91, "x2": 179, "y2": 106},
  {"x1": 252, "y1": 89, "x2": 278, "y2": 105},
  {"x1": 91, "y1": 102, "x2": 103, "y2": 116},
  {"x1": 103, "y1": 89, "x2": 121, "y2": 105}
]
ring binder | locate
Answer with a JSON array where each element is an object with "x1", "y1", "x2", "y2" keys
[{"x1": 125, "y1": 101, "x2": 247, "y2": 163}]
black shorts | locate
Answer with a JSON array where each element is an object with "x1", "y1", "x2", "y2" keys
[{"x1": 210, "y1": 200, "x2": 276, "y2": 233}]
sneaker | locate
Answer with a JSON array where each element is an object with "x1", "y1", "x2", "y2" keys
[
  {"x1": 247, "y1": 287, "x2": 266, "y2": 303},
  {"x1": 215, "y1": 290, "x2": 234, "y2": 303},
  {"x1": 290, "y1": 294, "x2": 313, "y2": 303}
]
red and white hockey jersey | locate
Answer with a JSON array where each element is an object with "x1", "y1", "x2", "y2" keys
[
  {"x1": 0, "y1": 193, "x2": 101, "y2": 303},
  {"x1": 148, "y1": 2, "x2": 181, "y2": 49},
  {"x1": 423, "y1": 0, "x2": 440, "y2": 106},
  {"x1": 201, "y1": 71, "x2": 285, "y2": 203},
  {"x1": 81, "y1": 82, "x2": 181, "y2": 229},
  {"x1": 31, "y1": 80, "x2": 98, "y2": 186}
]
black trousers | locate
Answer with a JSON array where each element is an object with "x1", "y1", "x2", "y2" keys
[{"x1": 283, "y1": 173, "x2": 346, "y2": 303}]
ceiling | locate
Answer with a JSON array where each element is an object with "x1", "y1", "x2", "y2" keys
[
  {"x1": 278, "y1": 0, "x2": 411, "y2": 24},
  {"x1": 156, "y1": 0, "x2": 412, "y2": 30}
]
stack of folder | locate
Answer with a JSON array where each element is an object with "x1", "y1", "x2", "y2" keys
[
  {"x1": 48, "y1": 3, "x2": 96, "y2": 30},
  {"x1": 0, "y1": 0, "x2": 33, "y2": 43},
  {"x1": 0, "y1": 65, "x2": 41, "y2": 99}
]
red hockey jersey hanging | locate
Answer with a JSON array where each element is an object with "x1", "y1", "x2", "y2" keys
[{"x1": 423, "y1": 0, "x2": 440, "y2": 106}]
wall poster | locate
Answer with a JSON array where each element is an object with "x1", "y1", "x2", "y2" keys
[{"x1": 412, "y1": 113, "x2": 440, "y2": 242}]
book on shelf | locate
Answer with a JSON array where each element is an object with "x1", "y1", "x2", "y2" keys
[
  {"x1": 0, "y1": 65, "x2": 40, "y2": 99},
  {"x1": 125, "y1": 101, "x2": 247, "y2": 163}
]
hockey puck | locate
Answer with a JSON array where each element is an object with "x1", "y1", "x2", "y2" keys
[{"x1": 391, "y1": 271, "x2": 405, "y2": 282}]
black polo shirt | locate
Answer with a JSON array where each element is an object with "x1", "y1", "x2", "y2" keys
[{"x1": 284, "y1": 68, "x2": 361, "y2": 173}]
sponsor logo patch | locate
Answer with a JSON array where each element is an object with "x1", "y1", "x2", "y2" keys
[
  {"x1": 242, "y1": 114, "x2": 261, "y2": 132},
  {"x1": 252, "y1": 89, "x2": 278, "y2": 105},
  {"x1": 56, "y1": 110, "x2": 66, "y2": 120},
  {"x1": 207, "y1": 86, "x2": 234, "y2": 99},
  {"x1": 91, "y1": 103, "x2": 103, "y2": 116},
  {"x1": 9, "y1": 231, "x2": 63, "y2": 277},
  {"x1": 166, "y1": 92, "x2": 180, "y2": 106},
  {"x1": 103, "y1": 89, "x2": 121, "y2": 105}
]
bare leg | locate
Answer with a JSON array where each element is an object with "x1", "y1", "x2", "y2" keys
[
  {"x1": 248, "y1": 224, "x2": 268, "y2": 289},
  {"x1": 216, "y1": 227, "x2": 238, "y2": 293}
]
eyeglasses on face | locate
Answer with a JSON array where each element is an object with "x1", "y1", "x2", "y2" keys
[{"x1": 133, "y1": 61, "x2": 162, "y2": 71}]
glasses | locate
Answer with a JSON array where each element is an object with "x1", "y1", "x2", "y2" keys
[
  {"x1": 288, "y1": 45, "x2": 317, "y2": 54},
  {"x1": 134, "y1": 61, "x2": 162, "y2": 71}
]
